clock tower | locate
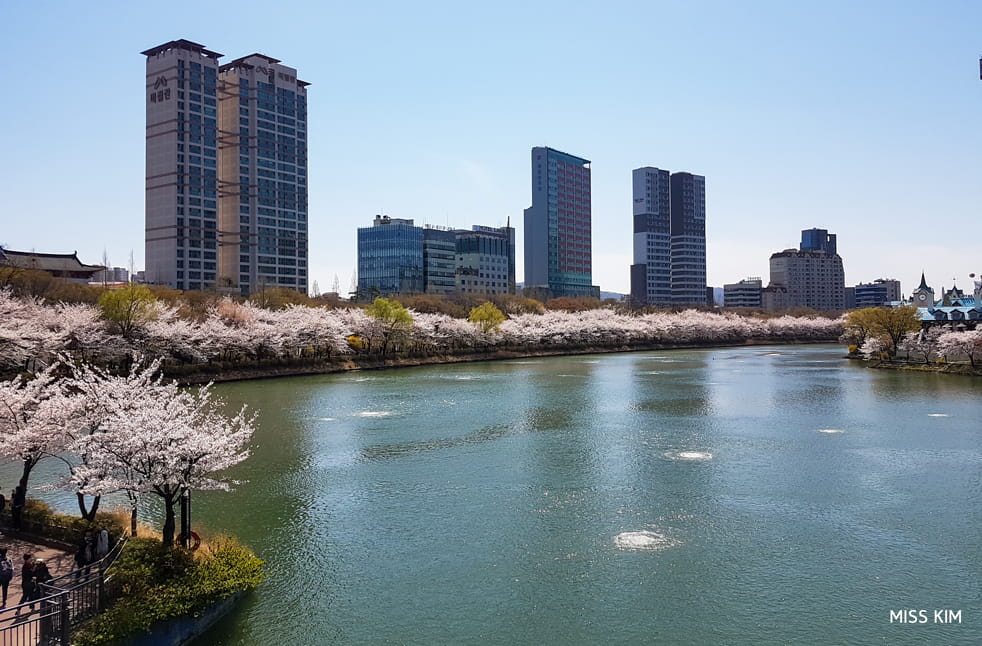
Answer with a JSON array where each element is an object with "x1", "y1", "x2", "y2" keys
[{"x1": 911, "y1": 271, "x2": 934, "y2": 307}]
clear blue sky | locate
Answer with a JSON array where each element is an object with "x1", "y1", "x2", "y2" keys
[{"x1": 2, "y1": 0, "x2": 980, "y2": 297}]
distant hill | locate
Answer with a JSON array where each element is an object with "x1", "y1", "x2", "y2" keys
[{"x1": 601, "y1": 291, "x2": 626, "y2": 301}]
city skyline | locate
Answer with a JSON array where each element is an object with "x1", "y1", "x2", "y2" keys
[{"x1": 2, "y1": 1, "x2": 981, "y2": 298}]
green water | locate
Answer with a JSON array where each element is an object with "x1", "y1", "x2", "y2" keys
[{"x1": 18, "y1": 345, "x2": 982, "y2": 644}]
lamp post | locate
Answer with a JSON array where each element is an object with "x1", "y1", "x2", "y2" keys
[{"x1": 179, "y1": 489, "x2": 191, "y2": 549}]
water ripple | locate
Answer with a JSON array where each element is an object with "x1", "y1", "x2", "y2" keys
[{"x1": 614, "y1": 530, "x2": 680, "y2": 551}]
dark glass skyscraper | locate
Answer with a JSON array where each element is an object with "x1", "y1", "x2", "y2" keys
[
  {"x1": 630, "y1": 167, "x2": 706, "y2": 306},
  {"x1": 630, "y1": 167, "x2": 672, "y2": 306},
  {"x1": 524, "y1": 147, "x2": 599, "y2": 299},
  {"x1": 670, "y1": 172, "x2": 707, "y2": 304},
  {"x1": 799, "y1": 228, "x2": 836, "y2": 255}
]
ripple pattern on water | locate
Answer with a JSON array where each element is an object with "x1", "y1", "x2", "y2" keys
[
  {"x1": 614, "y1": 530, "x2": 680, "y2": 551},
  {"x1": 663, "y1": 450, "x2": 713, "y2": 461}
]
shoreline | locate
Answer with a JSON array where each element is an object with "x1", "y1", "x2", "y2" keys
[
  {"x1": 847, "y1": 356, "x2": 982, "y2": 377},
  {"x1": 168, "y1": 338, "x2": 839, "y2": 385}
]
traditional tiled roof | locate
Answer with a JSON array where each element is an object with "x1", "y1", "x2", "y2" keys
[{"x1": 0, "y1": 249, "x2": 104, "y2": 276}]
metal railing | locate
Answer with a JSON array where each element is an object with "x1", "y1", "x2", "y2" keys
[{"x1": 0, "y1": 538, "x2": 127, "y2": 646}]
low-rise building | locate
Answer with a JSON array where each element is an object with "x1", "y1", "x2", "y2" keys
[
  {"x1": 724, "y1": 277, "x2": 762, "y2": 308},
  {"x1": 0, "y1": 249, "x2": 104, "y2": 283},
  {"x1": 356, "y1": 216, "x2": 515, "y2": 299}
]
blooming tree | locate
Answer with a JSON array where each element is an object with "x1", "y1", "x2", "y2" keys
[
  {"x1": 0, "y1": 363, "x2": 66, "y2": 492},
  {"x1": 51, "y1": 359, "x2": 172, "y2": 521},
  {"x1": 90, "y1": 380, "x2": 255, "y2": 546}
]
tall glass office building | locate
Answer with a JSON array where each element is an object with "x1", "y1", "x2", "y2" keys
[
  {"x1": 630, "y1": 167, "x2": 672, "y2": 307},
  {"x1": 630, "y1": 167, "x2": 707, "y2": 306},
  {"x1": 357, "y1": 216, "x2": 424, "y2": 296},
  {"x1": 143, "y1": 40, "x2": 309, "y2": 295},
  {"x1": 669, "y1": 172, "x2": 707, "y2": 305},
  {"x1": 524, "y1": 147, "x2": 599, "y2": 299}
]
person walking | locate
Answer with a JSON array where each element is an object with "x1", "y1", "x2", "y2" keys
[
  {"x1": 0, "y1": 547, "x2": 13, "y2": 608},
  {"x1": 74, "y1": 530, "x2": 95, "y2": 580},
  {"x1": 29, "y1": 559, "x2": 52, "y2": 603},
  {"x1": 11, "y1": 486, "x2": 25, "y2": 530},
  {"x1": 14, "y1": 553, "x2": 35, "y2": 615},
  {"x1": 95, "y1": 528, "x2": 110, "y2": 561}
]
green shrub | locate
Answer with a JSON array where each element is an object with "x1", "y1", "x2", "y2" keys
[
  {"x1": 73, "y1": 536, "x2": 263, "y2": 646},
  {"x1": 20, "y1": 499, "x2": 127, "y2": 544}
]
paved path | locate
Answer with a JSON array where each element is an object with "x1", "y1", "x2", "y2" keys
[{"x1": 0, "y1": 530, "x2": 74, "y2": 631}]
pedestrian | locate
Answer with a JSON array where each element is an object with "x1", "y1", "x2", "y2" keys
[
  {"x1": 11, "y1": 486, "x2": 25, "y2": 530},
  {"x1": 96, "y1": 527, "x2": 110, "y2": 558},
  {"x1": 14, "y1": 553, "x2": 35, "y2": 615},
  {"x1": 0, "y1": 547, "x2": 12, "y2": 608},
  {"x1": 29, "y1": 559, "x2": 52, "y2": 603},
  {"x1": 74, "y1": 530, "x2": 95, "y2": 580}
]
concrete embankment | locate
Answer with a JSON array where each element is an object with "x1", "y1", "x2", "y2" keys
[{"x1": 167, "y1": 338, "x2": 838, "y2": 385}]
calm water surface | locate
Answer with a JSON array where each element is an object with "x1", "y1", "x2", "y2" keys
[{"x1": 25, "y1": 345, "x2": 982, "y2": 644}]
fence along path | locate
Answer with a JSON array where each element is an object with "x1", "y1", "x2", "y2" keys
[{"x1": 0, "y1": 534, "x2": 126, "y2": 646}]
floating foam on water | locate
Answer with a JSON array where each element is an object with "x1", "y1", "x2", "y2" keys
[
  {"x1": 614, "y1": 530, "x2": 680, "y2": 551},
  {"x1": 316, "y1": 417, "x2": 336, "y2": 422},
  {"x1": 357, "y1": 411, "x2": 392, "y2": 418},
  {"x1": 927, "y1": 414, "x2": 949, "y2": 418},
  {"x1": 664, "y1": 450, "x2": 712, "y2": 461},
  {"x1": 817, "y1": 429, "x2": 844, "y2": 434}
]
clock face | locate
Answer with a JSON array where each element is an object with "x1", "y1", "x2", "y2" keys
[{"x1": 918, "y1": 293, "x2": 927, "y2": 301}]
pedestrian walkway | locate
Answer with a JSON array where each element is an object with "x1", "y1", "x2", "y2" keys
[{"x1": 0, "y1": 531, "x2": 73, "y2": 626}]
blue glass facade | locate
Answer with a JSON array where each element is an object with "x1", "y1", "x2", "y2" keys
[
  {"x1": 357, "y1": 216, "x2": 424, "y2": 296},
  {"x1": 631, "y1": 167, "x2": 672, "y2": 306},
  {"x1": 524, "y1": 147, "x2": 598, "y2": 298}
]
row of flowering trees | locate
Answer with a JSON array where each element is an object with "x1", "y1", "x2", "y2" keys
[
  {"x1": 842, "y1": 306, "x2": 982, "y2": 367},
  {"x1": 883, "y1": 328, "x2": 982, "y2": 366},
  {"x1": 1, "y1": 288, "x2": 844, "y2": 375},
  {"x1": 0, "y1": 358, "x2": 254, "y2": 545}
]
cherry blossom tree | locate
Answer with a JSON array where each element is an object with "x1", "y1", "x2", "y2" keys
[
  {"x1": 936, "y1": 329, "x2": 982, "y2": 367},
  {"x1": 0, "y1": 363, "x2": 66, "y2": 492},
  {"x1": 90, "y1": 381, "x2": 255, "y2": 546},
  {"x1": 51, "y1": 359, "x2": 170, "y2": 521}
]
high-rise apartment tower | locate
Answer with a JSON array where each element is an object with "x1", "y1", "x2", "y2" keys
[
  {"x1": 143, "y1": 40, "x2": 222, "y2": 291},
  {"x1": 143, "y1": 40, "x2": 309, "y2": 295},
  {"x1": 218, "y1": 54, "x2": 309, "y2": 295}
]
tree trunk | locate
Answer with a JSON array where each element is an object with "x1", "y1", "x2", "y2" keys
[
  {"x1": 131, "y1": 506, "x2": 138, "y2": 537},
  {"x1": 18, "y1": 456, "x2": 40, "y2": 494},
  {"x1": 77, "y1": 493, "x2": 101, "y2": 522},
  {"x1": 162, "y1": 495, "x2": 177, "y2": 546}
]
